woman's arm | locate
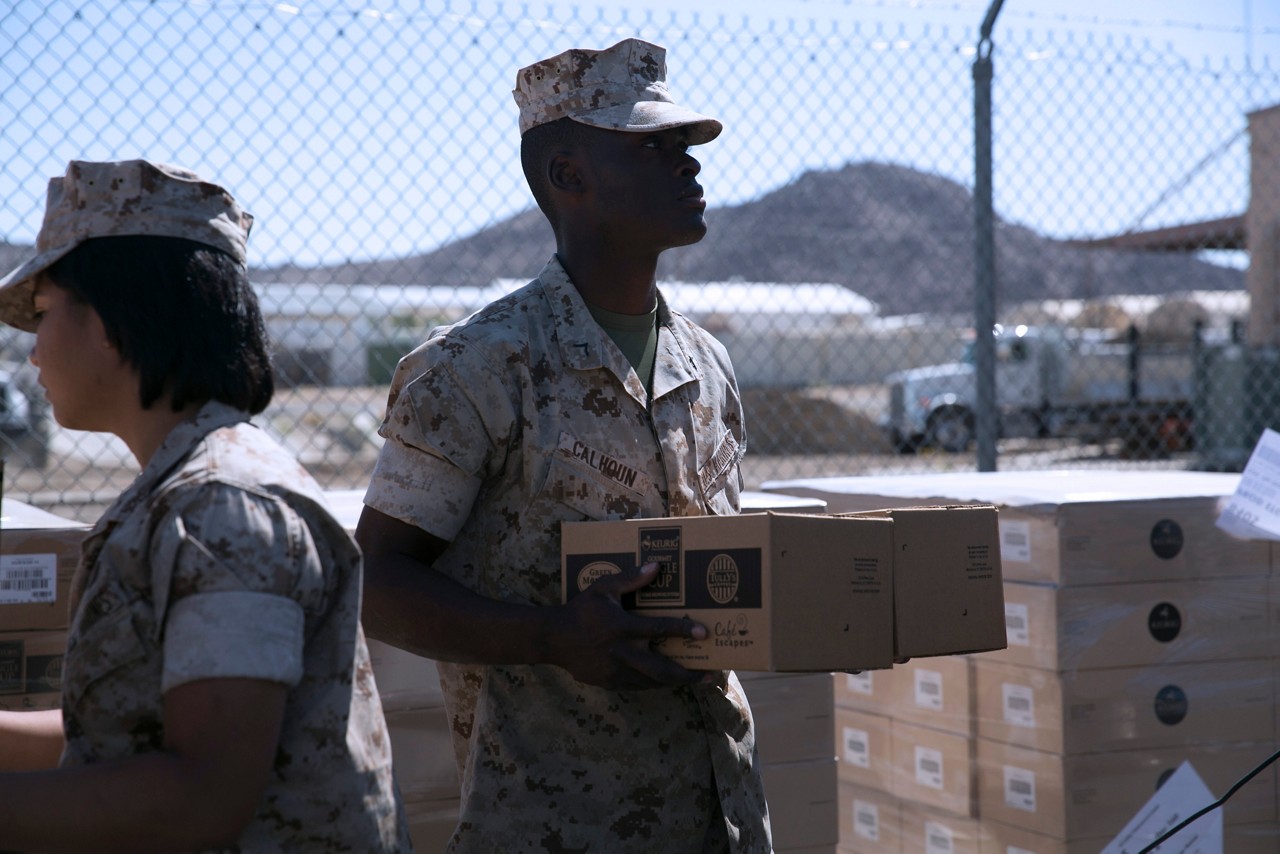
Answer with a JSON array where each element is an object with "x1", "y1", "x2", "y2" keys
[
  {"x1": 0, "y1": 708, "x2": 64, "y2": 771},
  {"x1": 0, "y1": 677, "x2": 286, "y2": 853}
]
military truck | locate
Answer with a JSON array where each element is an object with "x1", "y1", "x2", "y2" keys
[{"x1": 883, "y1": 324, "x2": 1198, "y2": 454}]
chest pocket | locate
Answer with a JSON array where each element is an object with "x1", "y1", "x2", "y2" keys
[
  {"x1": 63, "y1": 576, "x2": 152, "y2": 711},
  {"x1": 542, "y1": 454, "x2": 647, "y2": 522}
]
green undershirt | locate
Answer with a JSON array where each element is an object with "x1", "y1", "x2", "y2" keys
[{"x1": 586, "y1": 301, "x2": 659, "y2": 392}]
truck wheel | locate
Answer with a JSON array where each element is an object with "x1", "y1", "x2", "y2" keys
[
  {"x1": 928, "y1": 408, "x2": 974, "y2": 453},
  {"x1": 891, "y1": 430, "x2": 922, "y2": 455}
]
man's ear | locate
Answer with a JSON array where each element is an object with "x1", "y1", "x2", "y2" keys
[{"x1": 548, "y1": 152, "x2": 586, "y2": 195}]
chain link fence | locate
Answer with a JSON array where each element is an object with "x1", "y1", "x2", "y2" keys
[{"x1": 2, "y1": 1, "x2": 1279, "y2": 520}]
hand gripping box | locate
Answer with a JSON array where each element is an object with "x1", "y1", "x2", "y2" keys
[{"x1": 561, "y1": 512, "x2": 896, "y2": 672}]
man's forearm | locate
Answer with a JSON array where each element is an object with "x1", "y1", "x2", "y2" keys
[{"x1": 362, "y1": 556, "x2": 561, "y2": 666}]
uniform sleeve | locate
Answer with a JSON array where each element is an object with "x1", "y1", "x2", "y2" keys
[
  {"x1": 153, "y1": 484, "x2": 315, "y2": 693},
  {"x1": 365, "y1": 336, "x2": 516, "y2": 541}
]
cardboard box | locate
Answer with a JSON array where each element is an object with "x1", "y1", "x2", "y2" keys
[
  {"x1": 980, "y1": 821, "x2": 1280, "y2": 854},
  {"x1": 761, "y1": 758, "x2": 839, "y2": 849},
  {"x1": 849, "y1": 506, "x2": 1006, "y2": 659},
  {"x1": 976, "y1": 737, "x2": 1278, "y2": 839},
  {"x1": 890, "y1": 718, "x2": 976, "y2": 818},
  {"x1": 0, "y1": 630, "x2": 66, "y2": 697},
  {"x1": 990, "y1": 576, "x2": 1275, "y2": 671},
  {"x1": 835, "y1": 707, "x2": 895, "y2": 793},
  {"x1": 889, "y1": 656, "x2": 975, "y2": 737},
  {"x1": 402, "y1": 796, "x2": 460, "y2": 854},
  {"x1": 837, "y1": 781, "x2": 901, "y2": 852},
  {"x1": 980, "y1": 820, "x2": 1069, "y2": 854},
  {"x1": 0, "y1": 500, "x2": 90, "y2": 632},
  {"x1": 761, "y1": 471, "x2": 1270, "y2": 586},
  {"x1": 383, "y1": 705, "x2": 461, "y2": 803},
  {"x1": 366, "y1": 638, "x2": 445, "y2": 712},
  {"x1": 899, "y1": 800, "x2": 981, "y2": 854},
  {"x1": 740, "y1": 671, "x2": 836, "y2": 765},
  {"x1": 562, "y1": 512, "x2": 896, "y2": 672},
  {"x1": 974, "y1": 658, "x2": 1275, "y2": 754},
  {"x1": 833, "y1": 668, "x2": 898, "y2": 714}
]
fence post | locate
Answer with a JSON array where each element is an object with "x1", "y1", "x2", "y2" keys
[{"x1": 972, "y1": 0, "x2": 1004, "y2": 471}]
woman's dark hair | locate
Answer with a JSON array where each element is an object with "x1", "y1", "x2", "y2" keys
[{"x1": 44, "y1": 235, "x2": 274, "y2": 415}]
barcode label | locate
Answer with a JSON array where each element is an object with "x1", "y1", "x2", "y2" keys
[
  {"x1": 842, "y1": 727, "x2": 871, "y2": 768},
  {"x1": 1004, "y1": 765, "x2": 1037, "y2": 812},
  {"x1": 1000, "y1": 520, "x2": 1032, "y2": 562},
  {"x1": 1003, "y1": 683, "x2": 1036, "y2": 728},
  {"x1": 1005, "y1": 602, "x2": 1030, "y2": 647},
  {"x1": 853, "y1": 801, "x2": 879, "y2": 841},
  {"x1": 0, "y1": 555, "x2": 57, "y2": 605},
  {"x1": 915, "y1": 669, "x2": 943, "y2": 710},
  {"x1": 845, "y1": 671, "x2": 874, "y2": 694},
  {"x1": 925, "y1": 821, "x2": 954, "y2": 854},
  {"x1": 915, "y1": 746, "x2": 944, "y2": 789}
]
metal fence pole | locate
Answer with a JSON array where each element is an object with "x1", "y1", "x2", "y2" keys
[{"x1": 972, "y1": 0, "x2": 1004, "y2": 472}]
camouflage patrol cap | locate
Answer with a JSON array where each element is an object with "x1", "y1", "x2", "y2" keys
[
  {"x1": 513, "y1": 38, "x2": 722, "y2": 144},
  {"x1": 0, "y1": 159, "x2": 254, "y2": 332}
]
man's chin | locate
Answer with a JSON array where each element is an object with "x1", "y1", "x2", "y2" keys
[{"x1": 669, "y1": 222, "x2": 709, "y2": 249}]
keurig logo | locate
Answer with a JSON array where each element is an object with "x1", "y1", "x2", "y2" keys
[
  {"x1": 1148, "y1": 603, "x2": 1182, "y2": 643},
  {"x1": 1153, "y1": 685, "x2": 1188, "y2": 726},
  {"x1": 638, "y1": 527, "x2": 685, "y2": 606},
  {"x1": 1149, "y1": 520, "x2": 1183, "y2": 560},
  {"x1": 577, "y1": 561, "x2": 621, "y2": 592},
  {"x1": 706, "y1": 554, "x2": 740, "y2": 604}
]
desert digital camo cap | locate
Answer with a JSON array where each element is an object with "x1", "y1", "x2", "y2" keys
[
  {"x1": 0, "y1": 159, "x2": 254, "y2": 333},
  {"x1": 513, "y1": 38, "x2": 723, "y2": 144}
]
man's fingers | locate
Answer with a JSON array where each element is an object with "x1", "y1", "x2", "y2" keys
[
  {"x1": 642, "y1": 615, "x2": 707, "y2": 642},
  {"x1": 589, "y1": 561, "x2": 661, "y2": 596}
]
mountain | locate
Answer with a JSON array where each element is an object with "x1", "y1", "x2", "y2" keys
[
  {"x1": 254, "y1": 162, "x2": 1244, "y2": 315},
  {"x1": 6, "y1": 163, "x2": 1242, "y2": 316},
  {"x1": 656, "y1": 162, "x2": 1244, "y2": 314}
]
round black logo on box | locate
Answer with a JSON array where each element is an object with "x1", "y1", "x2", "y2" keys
[
  {"x1": 1148, "y1": 603, "x2": 1182, "y2": 643},
  {"x1": 1149, "y1": 519, "x2": 1183, "y2": 560},
  {"x1": 1153, "y1": 685, "x2": 1188, "y2": 726}
]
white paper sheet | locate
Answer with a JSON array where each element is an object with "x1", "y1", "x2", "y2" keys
[
  {"x1": 1215, "y1": 428, "x2": 1280, "y2": 540},
  {"x1": 1100, "y1": 761, "x2": 1222, "y2": 854}
]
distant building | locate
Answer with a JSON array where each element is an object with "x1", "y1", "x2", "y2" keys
[{"x1": 256, "y1": 279, "x2": 880, "y2": 388}]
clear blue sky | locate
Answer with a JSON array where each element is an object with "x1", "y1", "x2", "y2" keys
[{"x1": 2, "y1": 0, "x2": 1278, "y2": 268}]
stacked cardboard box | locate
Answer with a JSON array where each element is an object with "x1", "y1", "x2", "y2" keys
[
  {"x1": 741, "y1": 671, "x2": 840, "y2": 853},
  {"x1": 0, "y1": 499, "x2": 90, "y2": 712},
  {"x1": 765, "y1": 470, "x2": 1280, "y2": 852},
  {"x1": 834, "y1": 659, "x2": 984, "y2": 853},
  {"x1": 738, "y1": 492, "x2": 839, "y2": 853}
]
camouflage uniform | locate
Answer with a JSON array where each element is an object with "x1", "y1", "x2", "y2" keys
[
  {"x1": 62, "y1": 401, "x2": 411, "y2": 853},
  {"x1": 366, "y1": 256, "x2": 772, "y2": 852}
]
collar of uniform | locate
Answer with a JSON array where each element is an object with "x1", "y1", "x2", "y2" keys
[
  {"x1": 538, "y1": 255, "x2": 703, "y2": 399},
  {"x1": 89, "y1": 400, "x2": 250, "y2": 533}
]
